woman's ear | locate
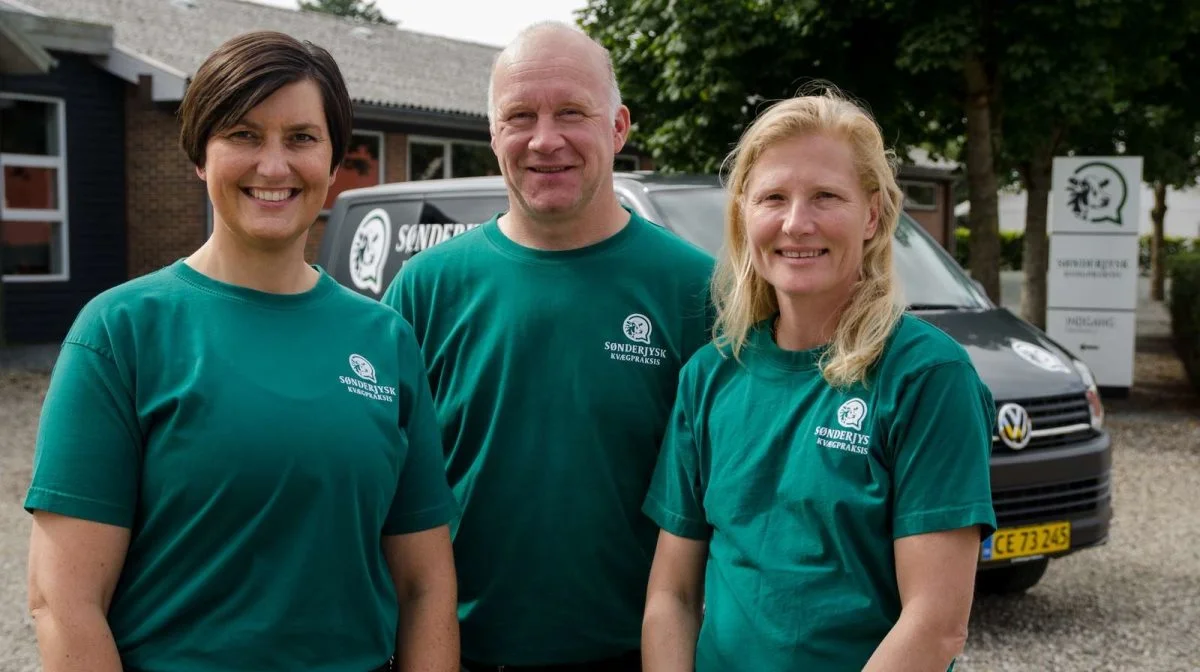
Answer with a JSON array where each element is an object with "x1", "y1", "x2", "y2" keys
[{"x1": 864, "y1": 191, "x2": 881, "y2": 240}]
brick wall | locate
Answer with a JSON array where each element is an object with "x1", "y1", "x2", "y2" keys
[
  {"x1": 125, "y1": 81, "x2": 208, "y2": 279},
  {"x1": 384, "y1": 132, "x2": 408, "y2": 182}
]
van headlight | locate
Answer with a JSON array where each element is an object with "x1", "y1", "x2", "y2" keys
[{"x1": 1073, "y1": 359, "x2": 1105, "y2": 430}]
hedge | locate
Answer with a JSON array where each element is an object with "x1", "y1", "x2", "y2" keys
[
  {"x1": 954, "y1": 229, "x2": 1197, "y2": 275},
  {"x1": 953, "y1": 227, "x2": 1027, "y2": 271},
  {"x1": 1168, "y1": 252, "x2": 1200, "y2": 392}
]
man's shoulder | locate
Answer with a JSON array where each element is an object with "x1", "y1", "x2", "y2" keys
[{"x1": 632, "y1": 214, "x2": 715, "y2": 272}]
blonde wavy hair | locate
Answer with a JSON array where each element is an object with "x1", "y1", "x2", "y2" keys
[{"x1": 712, "y1": 89, "x2": 905, "y2": 388}]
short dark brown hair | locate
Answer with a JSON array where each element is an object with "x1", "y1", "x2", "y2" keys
[{"x1": 178, "y1": 31, "x2": 352, "y2": 173}]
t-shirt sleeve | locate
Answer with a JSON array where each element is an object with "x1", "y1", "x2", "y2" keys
[
  {"x1": 679, "y1": 258, "x2": 717, "y2": 363},
  {"x1": 887, "y1": 360, "x2": 997, "y2": 541},
  {"x1": 380, "y1": 260, "x2": 418, "y2": 332},
  {"x1": 24, "y1": 340, "x2": 142, "y2": 528},
  {"x1": 643, "y1": 371, "x2": 711, "y2": 540},
  {"x1": 383, "y1": 327, "x2": 458, "y2": 536}
]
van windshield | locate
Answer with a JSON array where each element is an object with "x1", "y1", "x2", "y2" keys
[{"x1": 646, "y1": 186, "x2": 988, "y2": 310}]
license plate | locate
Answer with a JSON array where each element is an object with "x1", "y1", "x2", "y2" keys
[{"x1": 981, "y1": 521, "x2": 1071, "y2": 561}]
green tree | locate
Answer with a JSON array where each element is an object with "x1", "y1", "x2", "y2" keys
[
  {"x1": 579, "y1": 0, "x2": 1004, "y2": 299},
  {"x1": 1117, "y1": 106, "x2": 1200, "y2": 301},
  {"x1": 581, "y1": 0, "x2": 1197, "y2": 312},
  {"x1": 298, "y1": 0, "x2": 395, "y2": 25}
]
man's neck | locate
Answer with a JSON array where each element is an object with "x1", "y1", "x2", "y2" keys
[
  {"x1": 498, "y1": 197, "x2": 630, "y2": 251},
  {"x1": 185, "y1": 228, "x2": 317, "y2": 295}
]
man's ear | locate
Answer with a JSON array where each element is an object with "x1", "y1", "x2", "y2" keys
[{"x1": 612, "y1": 105, "x2": 631, "y2": 154}]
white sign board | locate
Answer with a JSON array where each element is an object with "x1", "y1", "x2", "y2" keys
[
  {"x1": 1046, "y1": 156, "x2": 1142, "y2": 390},
  {"x1": 1045, "y1": 309, "x2": 1136, "y2": 390},
  {"x1": 1049, "y1": 157, "x2": 1143, "y2": 236},
  {"x1": 1047, "y1": 234, "x2": 1139, "y2": 310}
]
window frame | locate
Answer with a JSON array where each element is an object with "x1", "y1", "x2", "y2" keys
[
  {"x1": 320, "y1": 129, "x2": 386, "y2": 217},
  {"x1": 407, "y1": 135, "x2": 493, "y2": 180},
  {"x1": 899, "y1": 180, "x2": 939, "y2": 212},
  {"x1": 1, "y1": 92, "x2": 69, "y2": 282}
]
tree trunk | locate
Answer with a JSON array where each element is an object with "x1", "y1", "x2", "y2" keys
[
  {"x1": 1150, "y1": 181, "x2": 1167, "y2": 301},
  {"x1": 1020, "y1": 150, "x2": 1053, "y2": 329},
  {"x1": 963, "y1": 53, "x2": 1002, "y2": 303}
]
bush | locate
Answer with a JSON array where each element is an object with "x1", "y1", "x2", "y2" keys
[
  {"x1": 1167, "y1": 252, "x2": 1200, "y2": 392},
  {"x1": 953, "y1": 227, "x2": 1027, "y2": 271},
  {"x1": 1139, "y1": 234, "x2": 1194, "y2": 275}
]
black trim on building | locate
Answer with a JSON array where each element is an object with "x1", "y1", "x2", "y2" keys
[{"x1": 1, "y1": 52, "x2": 126, "y2": 344}]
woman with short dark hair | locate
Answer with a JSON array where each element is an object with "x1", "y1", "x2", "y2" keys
[{"x1": 25, "y1": 31, "x2": 459, "y2": 672}]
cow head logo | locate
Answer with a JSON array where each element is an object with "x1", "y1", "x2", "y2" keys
[
  {"x1": 349, "y1": 208, "x2": 391, "y2": 295},
  {"x1": 348, "y1": 354, "x2": 377, "y2": 384},
  {"x1": 1066, "y1": 162, "x2": 1126, "y2": 226},
  {"x1": 623, "y1": 314, "x2": 652, "y2": 344},
  {"x1": 837, "y1": 398, "x2": 867, "y2": 432}
]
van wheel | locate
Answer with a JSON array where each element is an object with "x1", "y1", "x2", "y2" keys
[{"x1": 976, "y1": 558, "x2": 1049, "y2": 595}]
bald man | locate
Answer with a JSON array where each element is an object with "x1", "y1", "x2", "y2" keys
[{"x1": 382, "y1": 21, "x2": 714, "y2": 671}]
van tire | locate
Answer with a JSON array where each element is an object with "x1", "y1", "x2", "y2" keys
[{"x1": 976, "y1": 558, "x2": 1049, "y2": 595}]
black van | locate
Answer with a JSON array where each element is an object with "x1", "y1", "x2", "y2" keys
[{"x1": 317, "y1": 172, "x2": 1113, "y2": 595}]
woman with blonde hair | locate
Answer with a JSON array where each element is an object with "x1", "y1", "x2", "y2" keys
[{"x1": 640, "y1": 89, "x2": 997, "y2": 671}]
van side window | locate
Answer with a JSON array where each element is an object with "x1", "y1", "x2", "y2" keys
[
  {"x1": 390, "y1": 196, "x2": 510, "y2": 257},
  {"x1": 422, "y1": 196, "x2": 510, "y2": 226}
]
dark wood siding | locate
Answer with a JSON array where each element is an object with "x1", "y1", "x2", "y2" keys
[{"x1": 1, "y1": 53, "x2": 127, "y2": 344}]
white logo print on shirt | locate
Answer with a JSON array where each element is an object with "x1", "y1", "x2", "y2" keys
[
  {"x1": 604, "y1": 313, "x2": 667, "y2": 366},
  {"x1": 813, "y1": 397, "x2": 871, "y2": 455},
  {"x1": 339, "y1": 353, "x2": 396, "y2": 402}
]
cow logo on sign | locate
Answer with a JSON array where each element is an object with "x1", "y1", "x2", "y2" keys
[
  {"x1": 1065, "y1": 161, "x2": 1127, "y2": 227},
  {"x1": 349, "y1": 208, "x2": 392, "y2": 295}
]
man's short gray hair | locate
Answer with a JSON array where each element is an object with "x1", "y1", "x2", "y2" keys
[{"x1": 486, "y1": 20, "x2": 623, "y2": 130}]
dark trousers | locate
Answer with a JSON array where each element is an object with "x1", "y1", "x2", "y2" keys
[{"x1": 461, "y1": 649, "x2": 642, "y2": 672}]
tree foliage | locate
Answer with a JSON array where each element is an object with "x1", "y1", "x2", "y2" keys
[
  {"x1": 580, "y1": 0, "x2": 1199, "y2": 312},
  {"x1": 579, "y1": 0, "x2": 939, "y2": 173},
  {"x1": 299, "y1": 0, "x2": 395, "y2": 25}
]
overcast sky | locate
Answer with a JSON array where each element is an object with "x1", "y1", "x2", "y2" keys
[{"x1": 248, "y1": 0, "x2": 589, "y2": 47}]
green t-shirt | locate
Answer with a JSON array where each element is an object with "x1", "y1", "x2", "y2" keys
[
  {"x1": 25, "y1": 260, "x2": 458, "y2": 672},
  {"x1": 382, "y1": 210, "x2": 714, "y2": 665},
  {"x1": 645, "y1": 314, "x2": 997, "y2": 671}
]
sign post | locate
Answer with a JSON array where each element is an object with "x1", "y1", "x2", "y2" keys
[{"x1": 1046, "y1": 156, "x2": 1142, "y2": 395}]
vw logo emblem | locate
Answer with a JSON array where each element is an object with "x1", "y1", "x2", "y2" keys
[{"x1": 996, "y1": 403, "x2": 1033, "y2": 450}]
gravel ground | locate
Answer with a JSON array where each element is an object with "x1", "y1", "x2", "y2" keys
[
  {"x1": 0, "y1": 371, "x2": 44, "y2": 672},
  {"x1": 1, "y1": 302, "x2": 1197, "y2": 671},
  {"x1": 957, "y1": 311, "x2": 1200, "y2": 672}
]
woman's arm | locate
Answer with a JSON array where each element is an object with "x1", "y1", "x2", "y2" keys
[
  {"x1": 861, "y1": 526, "x2": 981, "y2": 672},
  {"x1": 383, "y1": 525, "x2": 459, "y2": 672},
  {"x1": 27, "y1": 511, "x2": 130, "y2": 672},
  {"x1": 642, "y1": 530, "x2": 709, "y2": 672}
]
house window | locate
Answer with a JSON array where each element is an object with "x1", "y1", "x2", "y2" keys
[
  {"x1": 408, "y1": 137, "x2": 499, "y2": 181},
  {"x1": 1, "y1": 93, "x2": 68, "y2": 280},
  {"x1": 614, "y1": 154, "x2": 640, "y2": 171},
  {"x1": 900, "y1": 181, "x2": 938, "y2": 211},
  {"x1": 324, "y1": 130, "x2": 385, "y2": 210}
]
